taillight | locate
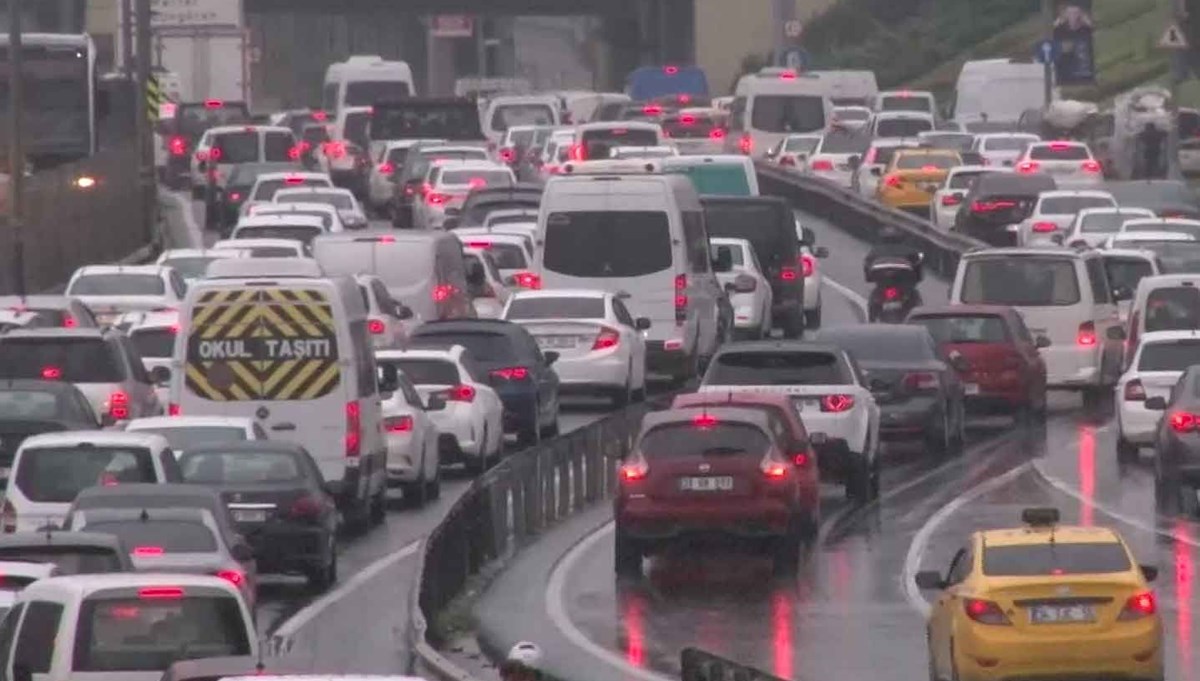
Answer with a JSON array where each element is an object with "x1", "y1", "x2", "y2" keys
[
  {"x1": 1031, "y1": 221, "x2": 1058, "y2": 233},
  {"x1": 964, "y1": 598, "x2": 1011, "y2": 625},
  {"x1": 368, "y1": 319, "x2": 386, "y2": 335},
  {"x1": 40, "y1": 366, "x2": 62, "y2": 380},
  {"x1": 326, "y1": 141, "x2": 346, "y2": 159},
  {"x1": 800, "y1": 254, "x2": 815, "y2": 277},
  {"x1": 499, "y1": 147, "x2": 516, "y2": 163},
  {"x1": 674, "y1": 274, "x2": 688, "y2": 325},
  {"x1": 385, "y1": 415, "x2": 414, "y2": 433},
  {"x1": 820, "y1": 394, "x2": 855, "y2": 412},
  {"x1": 761, "y1": 457, "x2": 790, "y2": 479},
  {"x1": 62, "y1": 314, "x2": 77, "y2": 328},
  {"x1": 940, "y1": 194, "x2": 961, "y2": 206},
  {"x1": 2, "y1": 500, "x2": 16, "y2": 533},
  {"x1": 195, "y1": 150, "x2": 209, "y2": 162},
  {"x1": 109, "y1": 391, "x2": 130, "y2": 420},
  {"x1": 378, "y1": 162, "x2": 394, "y2": 175},
  {"x1": 169, "y1": 136, "x2": 187, "y2": 156},
  {"x1": 133, "y1": 546, "x2": 164, "y2": 556},
  {"x1": 1016, "y1": 160, "x2": 1039, "y2": 173},
  {"x1": 592, "y1": 326, "x2": 619, "y2": 351},
  {"x1": 209, "y1": 147, "x2": 222, "y2": 161},
  {"x1": 972, "y1": 200, "x2": 1016, "y2": 213},
  {"x1": 229, "y1": 192, "x2": 242, "y2": 202},
  {"x1": 432, "y1": 284, "x2": 456, "y2": 302},
  {"x1": 1118, "y1": 591, "x2": 1157, "y2": 620},
  {"x1": 809, "y1": 159, "x2": 834, "y2": 171},
  {"x1": 345, "y1": 401, "x2": 361, "y2": 458},
  {"x1": 792, "y1": 451, "x2": 811, "y2": 467},
  {"x1": 215, "y1": 569, "x2": 245, "y2": 587},
  {"x1": 884, "y1": 175, "x2": 902, "y2": 188},
  {"x1": 780, "y1": 267, "x2": 798, "y2": 281},
  {"x1": 491, "y1": 367, "x2": 529, "y2": 381},
  {"x1": 445, "y1": 384, "x2": 476, "y2": 402},
  {"x1": 1081, "y1": 160, "x2": 1102, "y2": 174},
  {"x1": 738, "y1": 134, "x2": 753, "y2": 155},
  {"x1": 511, "y1": 272, "x2": 542, "y2": 290},
  {"x1": 168, "y1": 403, "x2": 181, "y2": 416},
  {"x1": 1077, "y1": 321, "x2": 1097, "y2": 347},
  {"x1": 570, "y1": 144, "x2": 584, "y2": 161},
  {"x1": 290, "y1": 495, "x2": 324, "y2": 520},
  {"x1": 1123, "y1": 379, "x2": 1146, "y2": 401},
  {"x1": 1170, "y1": 411, "x2": 1197, "y2": 433},
  {"x1": 709, "y1": 128, "x2": 725, "y2": 140},
  {"x1": 426, "y1": 192, "x2": 447, "y2": 206},
  {"x1": 287, "y1": 145, "x2": 302, "y2": 161},
  {"x1": 904, "y1": 372, "x2": 939, "y2": 391},
  {"x1": 619, "y1": 458, "x2": 649, "y2": 482}
]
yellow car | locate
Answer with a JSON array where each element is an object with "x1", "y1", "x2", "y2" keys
[
  {"x1": 916, "y1": 508, "x2": 1162, "y2": 681},
  {"x1": 875, "y1": 148, "x2": 961, "y2": 214}
]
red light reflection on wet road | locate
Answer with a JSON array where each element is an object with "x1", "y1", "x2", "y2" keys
[
  {"x1": 772, "y1": 590, "x2": 793, "y2": 679},
  {"x1": 1175, "y1": 520, "x2": 1194, "y2": 679},
  {"x1": 1077, "y1": 426, "x2": 1095, "y2": 526},
  {"x1": 623, "y1": 591, "x2": 645, "y2": 667}
]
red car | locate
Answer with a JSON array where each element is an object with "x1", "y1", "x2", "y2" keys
[
  {"x1": 671, "y1": 390, "x2": 819, "y2": 515},
  {"x1": 906, "y1": 305, "x2": 1049, "y2": 422},
  {"x1": 613, "y1": 406, "x2": 814, "y2": 578}
]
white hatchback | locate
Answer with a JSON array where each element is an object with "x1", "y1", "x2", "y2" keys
[
  {"x1": 1065, "y1": 207, "x2": 1156, "y2": 247},
  {"x1": 1016, "y1": 189, "x2": 1116, "y2": 246},
  {"x1": 1014, "y1": 141, "x2": 1104, "y2": 188},
  {"x1": 65, "y1": 265, "x2": 186, "y2": 324},
  {"x1": 1116, "y1": 330, "x2": 1200, "y2": 461},
  {"x1": 125, "y1": 415, "x2": 266, "y2": 456}
]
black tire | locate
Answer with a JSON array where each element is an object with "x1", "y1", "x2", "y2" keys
[
  {"x1": 1116, "y1": 437, "x2": 1140, "y2": 464},
  {"x1": 402, "y1": 470, "x2": 428, "y2": 508},
  {"x1": 426, "y1": 462, "x2": 441, "y2": 500},
  {"x1": 369, "y1": 484, "x2": 386, "y2": 525},
  {"x1": 927, "y1": 411, "x2": 952, "y2": 459},
  {"x1": 614, "y1": 529, "x2": 642, "y2": 577},
  {"x1": 307, "y1": 536, "x2": 338, "y2": 591},
  {"x1": 612, "y1": 380, "x2": 631, "y2": 408},
  {"x1": 781, "y1": 310, "x2": 804, "y2": 339},
  {"x1": 846, "y1": 455, "x2": 875, "y2": 503},
  {"x1": 517, "y1": 412, "x2": 540, "y2": 449},
  {"x1": 805, "y1": 305, "x2": 822, "y2": 330}
]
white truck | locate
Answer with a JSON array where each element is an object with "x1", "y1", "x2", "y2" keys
[{"x1": 153, "y1": 28, "x2": 251, "y2": 107}]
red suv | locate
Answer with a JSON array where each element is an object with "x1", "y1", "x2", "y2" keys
[
  {"x1": 906, "y1": 305, "x2": 1049, "y2": 423},
  {"x1": 613, "y1": 406, "x2": 813, "y2": 578}
]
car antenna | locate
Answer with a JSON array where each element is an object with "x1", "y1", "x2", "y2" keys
[{"x1": 139, "y1": 508, "x2": 150, "y2": 522}]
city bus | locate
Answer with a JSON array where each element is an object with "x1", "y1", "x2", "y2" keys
[
  {"x1": 0, "y1": 33, "x2": 98, "y2": 168},
  {"x1": 626, "y1": 65, "x2": 710, "y2": 103}
]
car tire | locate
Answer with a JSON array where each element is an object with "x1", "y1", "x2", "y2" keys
[
  {"x1": 612, "y1": 381, "x2": 631, "y2": 408},
  {"x1": 426, "y1": 461, "x2": 441, "y2": 500},
  {"x1": 308, "y1": 536, "x2": 338, "y2": 591},
  {"x1": 613, "y1": 528, "x2": 642, "y2": 577},
  {"x1": 1116, "y1": 436, "x2": 1139, "y2": 464},
  {"x1": 928, "y1": 411, "x2": 951, "y2": 459},
  {"x1": 403, "y1": 469, "x2": 428, "y2": 509},
  {"x1": 369, "y1": 483, "x2": 386, "y2": 525},
  {"x1": 846, "y1": 455, "x2": 875, "y2": 503},
  {"x1": 517, "y1": 407, "x2": 540, "y2": 449},
  {"x1": 781, "y1": 310, "x2": 804, "y2": 339},
  {"x1": 805, "y1": 305, "x2": 822, "y2": 330}
]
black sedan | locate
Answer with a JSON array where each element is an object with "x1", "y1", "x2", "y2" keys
[
  {"x1": 1147, "y1": 365, "x2": 1200, "y2": 513},
  {"x1": 178, "y1": 441, "x2": 339, "y2": 590},
  {"x1": 0, "y1": 379, "x2": 105, "y2": 485},
  {"x1": 814, "y1": 324, "x2": 966, "y2": 457}
]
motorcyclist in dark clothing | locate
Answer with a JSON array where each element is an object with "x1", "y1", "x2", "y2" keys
[
  {"x1": 864, "y1": 226, "x2": 924, "y2": 283},
  {"x1": 1138, "y1": 122, "x2": 1166, "y2": 179}
]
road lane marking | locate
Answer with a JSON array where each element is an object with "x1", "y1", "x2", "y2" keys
[
  {"x1": 822, "y1": 275, "x2": 868, "y2": 318},
  {"x1": 272, "y1": 538, "x2": 422, "y2": 639},
  {"x1": 901, "y1": 461, "x2": 1034, "y2": 617}
]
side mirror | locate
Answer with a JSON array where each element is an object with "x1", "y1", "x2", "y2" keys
[
  {"x1": 814, "y1": 246, "x2": 830, "y2": 259},
  {"x1": 544, "y1": 351, "x2": 560, "y2": 366},
  {"x1": 1107, "y1": 326, "x2": 1126, "y2": 341},
  {"x1": 231, "y1": 542, "x2": 255, "y2": 562},
  {"x1": 425, "y1": 395, "x2": 447, "y2": 412},
  {"x1": 635, "y1": 317, "x2": 652, "y2": 330},
  {"x1": 1144, "y1": 396, "x2": 1167, "y2": 410},
  {"x1": 914, "y1": 570, "x2": 946, "y2": 590},
  {"x1": 1113, "y1": 285, "x2": 1133, "y2": 301},
  {"x1": 396, "y1": 304, "x2": 414, "y2": 320},
  {"x1": 1035, "y1": 335, "x2": 1052, "y2": 349},
  {"x1": 149, "y1": 365, "x2": 171, "y2": 385},
  {"x1": 378, "y1": 363, "x2": 400, "y2": 393},
  {"x1": 1141, "y1": 564, "x2": 1160, "y2": 582},
  {"x1": 847, "y1": 154, "x2": 861, "y2": 169}
]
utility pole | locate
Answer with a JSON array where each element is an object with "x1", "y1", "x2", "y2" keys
[
  {"x1": 121, "y1": 0, "x2": 133, "y2": 76},
  {"x1": 1042, "y1": 0, "x2": 1054, "y2": 107},
  {"x1": 135, "y1": 0, "x2": 154, "y2": 243},
  {"x1": 7, "y1": 0, "x2": 24, "y2": 296}
]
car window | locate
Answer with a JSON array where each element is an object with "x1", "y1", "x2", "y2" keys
[
  {"x1": 983, "y1": 136, "x2": 1033, "y2": 151},
  {"x1": 960, "y1": 257, "x2": 1081, "y2": 306},
  {"x1": 706, "y1": 351, "x2": 851, "y2": 385},
  {"x1": 1104, "y1": 258, "x2": 1153, "y2": 295},
  {"x1": 1040, "y1": 196, "x2": 1114, "y2": 214},
  {"x1": 638, "y1": 422, "x2": 771, "y2": 460},
  {"x1": 506, "y1": 297, "x2": 606, "y2": 320},
  {"x1": 210, "y1": 131, "x2": 259, "y2": 163},
  {"x1": 0, "y1": 602, "x2": 24, "y2": 671},
  {"x1": 130, "y1": 328, "x2": 176, "y2": 360},
  {"x1": 349, "y1": 321, "x2": 377, "y2": 399},
  {"x1": 543, "y1": 211, "x2": 672, "y2": 278},
  {"x1": 784, "y1": 137, "x2": 819, "y2": 153},
  {"x1": 946, "y1": 547, "x2": 972, "y2": 585},
  {"x1": 911, "y1": 315, "x2": 1009, "y2": 344},
  {"x1": 879, "y1": 95, "x2": 931, "y2": 113},
  {"x1": 68, "y1": 274, "x2": 165, "y2": 296},
  {"x1": 17, "y1": 446, "x2": 156, "y2": 502},
  {"x1": 118, "y1": 338, "x2": 152, "y2": 384},
  {"x1": 1085, "y1": 257, "x2": 1112, "y2": 304},
  {"x1": 382, "y1": 358, "x2": 461, "y2": 386},
  {"x1": 983, "y1": 542, "x2": 1130, "y2": 576},
  {"x1": 0, "y1": 389, "x2": 82, "y2": 422},
  {"x1": 875, "y1": 118, "x2": 932, "y2": 138},
  {"x1": 0, "y1": 338, "x2": 124, "y2": 383},
  {"x1": 13, "y1": 601, "x2": 61, "y2": 673},
  {"x1": 136, "y1": 427, "x2": 247, "y2": 451},
  {"x1": 0, "y1": 547, "x2": 124, "y2": 575},
  {"x1": 253, "y1": 179, "x2": 326, "y2": 201},
  {"x1": 750, "y1": 95, "x2": 825, "y2": 133},
  {"x1": 1080, "y1": 210, "x2": 1147, "y2": 233},
  {"x1": 817, "y1": 330, "x2": 936, "y2": 362},
  {"x1": 397, "y1": 375, "x2": 424, "y2": 409},
  {"x1": 668, "y1": 165, "x2": 752, "y2": 197},
  {"x1": 948, "y1": 171, "x2": 986, "y2": 190},
  {"x1": 1145, "y1": 287, "x2": 1200, "y2": 332},
  {"x1": 1138, "y1": 339, "x2": 1200, "y2": 371},
  {"x1": 1029, "y1": 145, "x2": 1090, "y2": 161},
  {"x1": 264, "y1": 132, "x2": 294, "y2": 161},
  {"x1": 179, "y1": 450, "x2": 303, "y2": 484},
  {"x1": 894, "y1": 154, "x2": 955, "y2": 170}
]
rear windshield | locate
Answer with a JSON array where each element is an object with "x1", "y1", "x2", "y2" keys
[
  {"x1": 314, "y1": 242, "x2": 433, "y2": 289},
  {"x1": 506, "y1": 297, "x2": 606, "y2": 320},
  {"x1": 246, "y1": 246, "x2": 298, "y2": 258},
  {"x1": 667, "y1": 164, "x2": 751, "y2": 196},
  {"x1": 81, "y1": 520, "x2": 217, "y2": 552},
  {"x1": 412, "y1": 332, "x2": 517, "y2": 363},
  {"x1": 179, "y1": 450, "x2": 302, "y2": 484},
  {"x1": 69, "y1": 274, "x2": 164, "y2": 296},
  {"x1": 749, "y1": 95, "x2": 826, "y2": 133},
  {"x1": 870, "y1": 145, "x2": 910, "y2": 165},
  {"x1": 234, "y1": 225, "x2": 324, "y2": 245},
  {"x1": 1145, "y1": 287, "x2": 1200, "y2": 332},
  {"x1": 385, "y1": 147, "x2": 411, "y2": 166},
  {"x1": 345, "y1": 81, "x2": 410, "y2": 106},
  {"x1": 910, "y1": 315, "x2": 1009, "y2": 344},
  {"x1": 920, "y1": 134, "x2": 973, "y2": 151},
  {"x1": 0, "y1": 339, "x2": 123, "y2": 382},
  {"x1": 1040, "y1": 196, "x2": 1113, "y2": 214},
  {"x1": 372, "y1": 104, "x2": 482, "y2": 141},
  {"x1": 460, "y1": 241, "x2": 525, "y2": 269},
  {"x1": 74, "y1": 595, "x2": 250, "y2": 671},
  {"x1": 131, "y1": 329, "x2": 175, "y2": 359},
  {"x1": 253, "y1": 178, "x2": 327, "y2": 201},
  {"x1": 983, "y1": 542, "x2": 1131, "y2": 576},
  {"x1": 343, "y1": 111, "x2": 371, "y2": 148},
  {"x1": 706, "y1": 351, "x2": 850, "y2": 385},
  {"x1": 275, "y1": 192, "x2": 353, "y2": 210},
  {"x1": 638, "y1": 422, "x2": 771, "y2": 460},
  {"x1": 949, "y1": 171, "x2": 988, "y2": 190},
  {"x1": 983, "y1": 137, "x2": 1033, "y2": 151},
  {"x1": 895, "y1": 154, "x2": 955, "y2": 170},
  {"x1": 136, "y1": 427, "x2": 246, "y2": 451},
  {"x1": 263, "y1": 133, "x2": 294, "y2": 162},
  {"x1": 0, "y1": 546, "x2": 123, "y2": 574},
  {"x1": 960, "y1": 258, "x2": 1081, "y2": 306},
  {"x1": 581, "y1": 128, "x2": 658, "y2": 157},
  {"x1": 784, "y1": 137, "x2": 819, "y2": 153},
  {"x1": 491, "y1": 104, "x2": 555, "y2": 131},
  {"x1": 0, "y1": 389, "x2": 77, "y2": 421},
  {"x1": 1104, "y1": 258, "x2": 1154, "y2": 294},
  {"x1": 1140, "y1": 242, "x2": 1200, "y2": 273},
  {"x1": 16, "y1": 446, "x2": 155, "y2": 502},
  {"x1": 879, "y1": 96, "x2": 931, "y2": 113},
  {"x1": 702, "y1": 203, "x2": 793, "y2": 269},
  {"x1": 1080, "y1": 211, "x2": 1146, "y2": 233},
  {"x1": 161, "y1": 257, "x2": 216, "y2": 280},
  {"x1": 1029, "y1": 145, "x2": 1090, "y2": 161},
  {"x1": 210, "y1": 132, "x2": 258, "y2": 164},
  {"x1": 875, "y1": 118, "x2": 932, "y2": 138},
  {"x1": 662, "y1": 115, "x2": 718, "y2": 138},
  {"x1": 543, "y1": 211, "x2": 671, "y2": 278},
  {"x1": 441, "y1": 169, "x2": 512, "y2": 187},
  {"x1": 505, "y1": 129, "x2": 537, "y2": 148},
  {"x1": 176, "y1": 104, "x2": 250, "y2": 136},
  {"x1": 1138, "y1": 339, "x2": 1200, "y2": 371},
  {"x1": 383, "y1": 359, "x2": 461, "y2": 385}
]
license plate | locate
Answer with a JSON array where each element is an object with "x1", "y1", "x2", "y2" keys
[
  {"x1": 95, "y1": 313, "x2": 120, "y2": 325},
  {"x1": 792, "y1": 398, "x2": 821, "y2": 413},
  {"x1": 1029, "y1": 604, "x2": 1095, "y2": 624},
  {"x1": 232, "y1": 509, "x2": 268, "y2": 523},
  {"x1": 679, "y1": 476, "x2": 733, "y2": 492},
  {"x1": 537, "y1": 335, "x2": 577, "y2": 349},
  {"x1": 964, "y1": 384, "x2": 981, "y2": 396},
  {"x1": 882, "y1": 301, "x2": 903, "y2": 310}
]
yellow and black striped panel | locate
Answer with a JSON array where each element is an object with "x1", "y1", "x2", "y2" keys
[
  {"x1": 147, "y1": 74, "x2": 165, "y2": 122},
  {"x1": 185, "y1": 288, "x2": 340, "y2": 401}
]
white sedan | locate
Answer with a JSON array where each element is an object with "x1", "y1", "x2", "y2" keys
[
  {"x1": 375, "y1": 346, "x2": 504, "y2": 475},
  {"x1": 124, "y1": 415, "x2": 266, "y2": 456},
  {"x1": 378, "y1": 369, "x2": 441, "y2": 506},
  {"x1": 64, "y1": 265, "x2": 187, "y2": 324},
  {"x1": 1016, "y1": 189, "x2": 1116, "y2": 246},
  {"x1": 453, "y1": 229, "x2": 534, "y2": 280},
  {"x1": 502, "y1": 289, "x2": 648, "y2": 406},
  {"x1": 156, "y1": 248, "x2": 246, "y2": 283},
  {"x1": 1064, "y1": 207, "x2": 1156, "y2": 247},
  {"x1": 1116, "y1": 330, "x2": 1200, "y2": 462},
  {"x1": 1014, "y1": 141, "x2": 1104, "y2": 188},
  {"x1": 273, "y1": 186, "x2": 368, "y2": 230},
  {"x1": 710, "y1": 237, "x2": 773, "y2": 340}
]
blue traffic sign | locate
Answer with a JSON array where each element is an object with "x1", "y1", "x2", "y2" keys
[{"x1": 1035, "y1": 40, "x2": 1055, "y2": 64}]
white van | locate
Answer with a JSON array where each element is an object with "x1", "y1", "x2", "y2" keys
[
  {"x1": 531, "y1": 168, "x2": 724, "y2": 383},
  {"x1": 1125, "y1": 274, "x2": 1200, "y2": 357},
  {"x1": 807, "y1": 70, "x2": 879, "y2": 107},
  {"x1": 0, "y1": 573, "x2": 256, "y2": 681},
  {"x1": 322, "y1": 55, "x2": 415, "y2": 116},
  {"x1": 727, "y1": 70, "x2": 833, "y2": 159},
  {"x1": 190, "y1": 125, "x2": 297, "y2": 196},
  {"x1": 572, "y1": 121, "x2": 664, "y2": 161},
  {"x1": 871, "y1": 89, "x2": 937, "y2": 115},
  {"x1": 953, "y1": 59, "x2": 1047, "y2": 127},
  {"x1": 482, "y1": 95, "x2": 561, "y2": 148},
  {"x1": 951, "y1": 246, "x2": 1124, "y2": 403},
  {"x1": 169, "y1": 258, "x2": 388, "y2": 529}
]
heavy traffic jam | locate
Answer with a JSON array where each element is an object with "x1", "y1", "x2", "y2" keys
[{"x1": 0, "y1": 53, "x2": 1198, "y2": 681}]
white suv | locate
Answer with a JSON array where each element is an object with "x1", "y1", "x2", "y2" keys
[{"x1": 1115, "y1": 330, "x2": 1200, "y2": 462}]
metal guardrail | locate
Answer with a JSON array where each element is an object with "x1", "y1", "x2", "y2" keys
[
  {"x1": 680, "y1": 648, "x2": 789, "y2": 681},
  {"x1": 0, "y1": 147, "x2": 151, "y2": 294}
]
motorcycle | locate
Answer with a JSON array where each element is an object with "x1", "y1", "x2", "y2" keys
[{"x1": 866, "y1": 256, "x2": 923, "y2": 323}]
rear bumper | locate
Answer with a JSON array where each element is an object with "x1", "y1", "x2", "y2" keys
[
  {"x1": 646, "y1": 340, "x2": 692, "y2": 377},
  {"x1": 615, "y1": 496, "x2": 795, "y2": 541},
  {"x1": 429, "y1": 408, "x2": 486, "y2": 457},
  {"x1": 239, "y1": 522, "x2": 329, "y2": 573},
  {"x1": 497, "y1": 390, "x2": 538, "y2": 432},
  {"x1": 554, "y1": 354, "x2": 629, "y2": 390},
  {"x1": 1118, "y1": 402, "x2": 1161, "y2": 444},
  {"x1": 878, "y1": 396, "x2": 942, "y2": 438}
]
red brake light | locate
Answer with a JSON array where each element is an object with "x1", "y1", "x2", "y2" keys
[
  {"x1": 1170, "y1": 411, "x2": 1197, "y2": 433},
  {"x1": 284, "y1": 176, "x2": 305, "y2": 185},
  {"x1": 432, "y1": 284, "x2": 454, "y2": 302},
  {"x1": 289, "y1": 495, "x2": 323, "y2": 520},
  {"x1": 820, "y1": 394, "x2": 854, "y2": 412},
  {"x1": 1016, "y1": 160, "x2": 1039, "y2": 173},
  {"x1": 378, "y1": 235, "x2": 396, "y2": 244},
  {"x1": 779, "y1": 70, "x2": 797, "y2": 80},
  {"x1": 809, "y1": 159, "x2": 834, "y2": 171},
  {"x1": 792, "y1": 452, "x2": 810, "y2": 467},
  {"x1": 664, "y1": 65, "x2": 679, "y2": 75},
  {"x1": 385, "y1": 415, "x2": 414, "y2": 433},
  {"x1": 168, "y1": 403, "x2": 181, "y2": 416},
  {"x1": 216, "y1": 569, "x2": 245, "y2": 587},
  {"x1": 467, "y1": 177, "x2": 488, "y2": 190},
  {"x1": 1076, "y1": 321, "x2": 1097, "y2": 347},
  {"x1": 287, "y1": 145, "x2": 302, "y2": 161},
  {"x1": 109, "y1": 391, "x2": 130, "y2": 420},
  {"x1": 491, "y1": 367, "x2": 529, "y2": 381},
  {"x1": 378, "y1": 162, "x2": 394, "y2": 174},
  {"x1": 674, "y1": 274, "x2": 688, "y2": 325},
  {"x1": 229, "y1": 192, "x2": 242, "y2": 201},
  {"x1": 800, "y1": 254, "x2": 815, "y2": 277},
  {"x1": 1048, "y1": 141, "x2": 1072, "y2": 150},
  {"x1": 511, "y1": 272, "x2": 542, "y2": 290},
  {"x1": 898, "y1": 90, "x2": 911, "y2": 98},
  {"x1": 592, "y1": 326, "x2": 620, "y2": 351},
  {"x1": 133, "y1": 546, "x2": 164, "y2": 556},
  {"x1": 1081, "y1": 160, "x2": 1102, "y2": 173},
  {"x1": 345, "y1": 401, "x2": 361, "y2": 458},
  {"x1": 738, "y1": 134, "x2": 753, "y2": 155},
  {"x1": 139, "y1": 587, "x2": 184, "y2": 600},
  {"x1": 972, "y1": 199, "x2": 1017, "y2": 213},
  {"x1": 40, "y1": 366, "x2": 62, "y2": 380},
  {"x1": 1123, "y1": 379, "x2": 1146, "y2": 401},
  {"x1": 203, "y1": 99, "x2": 223, "y2": 109},
  {"x1": 883, "y1": 286, "x2": 900, "y2": 301},
  {"x1": 62, "y1": 314, "x2": 77, "y2": 328},
  {"x1": 1119, "y1": 592, "x2": 1157, "y2": 620},
  {"x1": 709, "y1": 128, "x2": 725, "y2": 140},
  {"x1": 446, "y1": 384, "x2": 476, "y2": 402},
  {"x1": 312, "y1": 110, "x2": 328, "y2": 121},
  {"x1": 693, "y1": 413, "x2": 718, "y2": 429},
  {"x1": 964, "y1": 598, "x2": 1011, "y2": 625},
  {"x1": 678, "y1": 94, "x2": 691, "y2": 104},
  {"x1": 169, "y1": 136, "x2": 187, "y2": 156},
  {"x1": 367, "y1": 319, "x2": 386, "y2": 335},
  {"x1": 642, "y1": 105, "x2": 663, "y2": 116},
  {"x1": 941, "y1": 194, "x2": 961, "y2": 206},
  {"x1": 761, "y1": 461, "x2": 789, "y2": 478},
  {"x1": 619, "y1": 459, "x2": 648, "y2": 482},
  {"x1": 780, "y1": 266, "x2": 798, "y2": 281},
  {"x1": 904, "y1": 371, "x2": 939, "y2": 391},
  {"x1": 195, "y1": 150, "x2": 209, "y2": 162},
  {"x1": 499, "y1": 148, "x2": 516, "y2": 163},
  {"x1": 884, "y1": 175, "x2": 902, "y2": 188},
  {"x1": 465, "y1": 241, "x2": 493, "y2": 250},
  {"x1": 209, "y1": 147, "x2": 222, "y2": 161},
  {"x1": 1032, "y1": 221, "x2": 1058, "y2": 233},
  {"x1": 680, "y1": 115, "x2": 696, "y2": 125},
  {"x1": 427, "y1": 192, "x2": 447, "y2": 206}
]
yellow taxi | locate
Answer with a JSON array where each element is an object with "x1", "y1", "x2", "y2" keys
[
  {"x1": 875, "y1": 148, "x2": 961, "y2": 215},
  {"x1": 916, "y1": 508, "x2": 1162, "y2": 681}
]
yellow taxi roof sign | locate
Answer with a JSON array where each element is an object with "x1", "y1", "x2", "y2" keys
[{"x1": 1021, "y1": 507, "x2": 1060, "y2": 527}]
